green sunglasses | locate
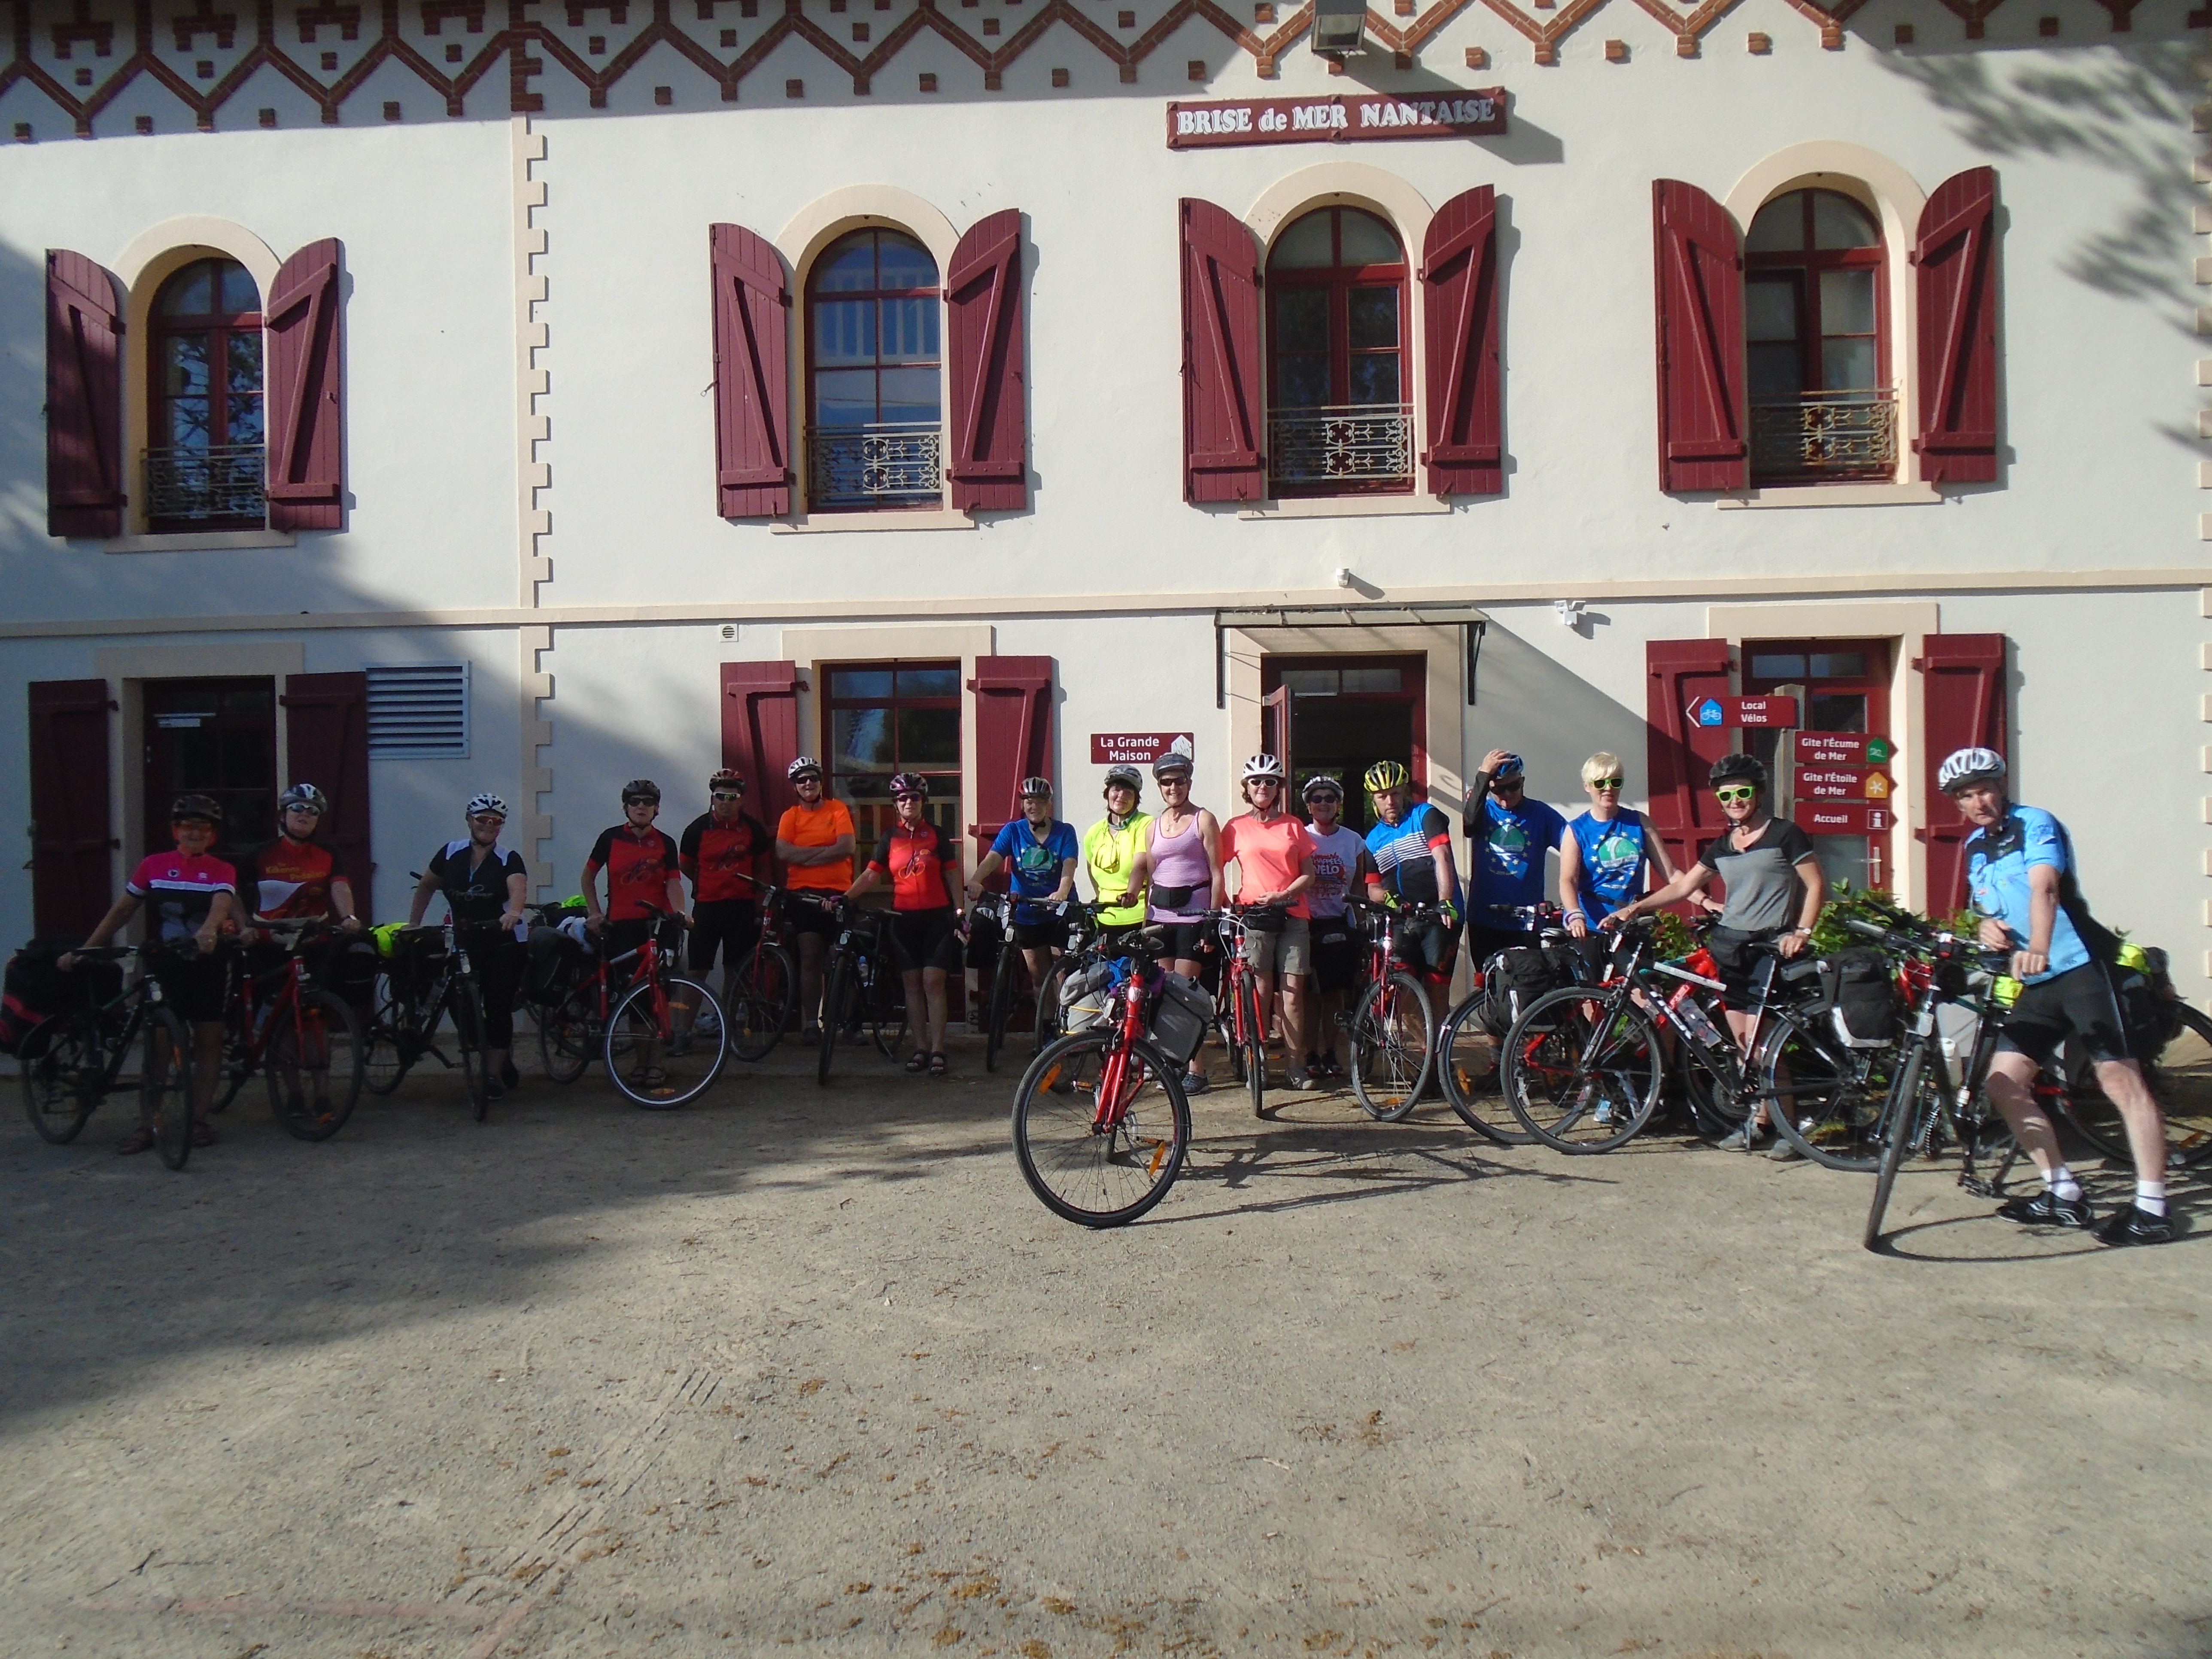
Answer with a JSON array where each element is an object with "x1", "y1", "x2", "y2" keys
[
  {"x1": 1587, "y1": 776, "x2": 1625, "y2": 791},
  {"x1": 1714, "y1": 784, "x2": 1758, "y2": 804}
]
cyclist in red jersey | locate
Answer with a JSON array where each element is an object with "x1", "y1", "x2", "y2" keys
[
  {"x1": 845, "y1": 772, "x2": 964, "y2": 1076},
  {"x1": 582, "y1": 780, "x2": 687, "y2": 962},
  {"x1": 676, "y1": 769, "x2": 772, "y2": 1042},
  {"x1": 239, "y1": 783, "x2": 363, "y2": 930}
]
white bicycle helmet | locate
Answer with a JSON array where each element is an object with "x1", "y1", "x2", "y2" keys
[
  {"x1": 1938, "y1": 746, "x2": 2006, "y2": 794},
  {"x1": 1242, "y1": 752, "x2": 1285, "y2": 781},
  {"x1": 787, "y1": 755, "x2": 824, "y2": 781},
  {"x1": 465, "y1": 792, "x2": 509, "y2": 820}
]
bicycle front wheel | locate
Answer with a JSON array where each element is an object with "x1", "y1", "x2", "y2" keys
[
  {"x1": 1755, "y1": 1015, "x2": 1889, "y2": 1171},
  {"x1": 817, "y1": 957, "x2": 853, "y2": 1086},
  {"x1": 266, "y1": 990, "x2": 363, "y2": 1142},
  {"x1": 985, "y1": 948, "x2": 1018, "y2": 1074},
  {"x1": 362, "y1": 974, "x2": 416, "y2": 1095},
  {"x1": 21, "y1": 1008, "x2": 105, "y2": 1145},
  {"x1": 1350, "y1": 971, "x2": 1434, "y2": 1123},
  {"x1": 868, "y1": 961, "x2": 909, "y2": 1058},
  {"x1": 1502, "y1": 988, "x2": 1661, "y2": 1154},
  {"x1": 606, "y1": 975, "x2": 728, "y2": 1109},
  {"x1": 1863, "y1": 1044, "x2": 1929, "y2": 1251},
  {"x1": 1012, "y1": 1032, "x2": 1191, "y2": 1228},
  {"x1": 1438, "y1": 992, "x2": 1531, "y2": 1145},
  {"x1": 143, "y1": 1006, "x2": 193, "y2": 1171},
  {"x1": 447, "y1": 982, "x2": 489, "y2": 1121},
  {"x1": 2059, "y1": 1001, "x2": 2212, "y2": 1170},
  {"x1": 538, "y1": 985, "x2": 596, "y2": 1084},
  {"x1": 726, "y1": 943, "x2": 796, "y2": 1063},
  {"x1": 1239, "y1": 974, "x2": 1267, "y2": 1115}
]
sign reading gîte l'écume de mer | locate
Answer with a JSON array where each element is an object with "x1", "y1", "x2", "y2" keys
[{"x1": 1166, "y1": 90, "x2": 1507, "y2": 150}]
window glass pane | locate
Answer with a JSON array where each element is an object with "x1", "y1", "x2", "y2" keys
[
  {"x1": 1820, "y1": 268, "x2": 1877, "y2": 337},
  {"x1": 896, "y1": 706, "x2": 961, "y2": 767},
  {"x1": 1748, "y1": 342, "x2": 1800, "y2": 402},
  {"x1": 814, "y1": 234, "x2": 878, "y2": 293},
  {"x1": 1346, "y1": 286, "x2": 1398, "y2": 350},
  {"x1": 1279, "y1": 669, "x2": 1338, "y2": 694},
  {"x1": 813, "y1": 299, "x2": 875, "y2": 366},
  {"x1": 878, "y1": 366, "x2": 941, "y2": 424},
  {"x1": 832, "y1": 706, "x2": 895, "y2": 770},
  {"x1": 830, "y1": 667, "x2": 895, "y2": 699},
  {"x1": 812, "y1": 368, "x2": 877, "y2": 426},
  {"x1": 1340, "y1": 668, "x2": 1402, "y2": 693},
  {"x1": 896, "y1": 665, "x2": 960, "y2": 698},
  {"x1": 877, "y1": 296, "x2": 939, "y2": 363},
  {"x1": 1337, "y1": 209, "x2": 1402, "y2": 265},
  {"x1": 165, "y1": 397, "x2": 212, "y2": 447},
  {"x1": 1820, "y1": 336, "x2": 1877, "y2": 392},
  {"x1": 1808, "y1": 691, "x2": 1868, "y2": 730},
  {"x1": 874, "y1": 233, "x2": 938, "y2": 291},
  {"x1": 1269, "y1": 212, "x2": 1335, "y2": 270},
  {"x1": 162, "y1": 264, "x2": 214, "y2": 315},
  {"x1": 1749, "y1": 653, "x2": 1805, "y2": 679},
  {"x1": 1273, "y1": 289, "x2": 1328, "y2": 353},
  {"x1": 218, "y1": 261, "x2": 259, "y2": 314},
  {"x1": 1745, "y1": 194, "x2": 1805, "y2": 253},
  {"x1": 165, "y1": 334, "x2": 211, "y2": 396},
  {"x1": 1347, "y1": 354, "x2": 1400, "y2": 405},
  {"x1": 1745, "y1": 278, "x2": 1799, "y2": 343},
  {"x1": 226, "y1": 331, "x2": 262, "y2": 394},
  {"x1": 227, "y1": 391, "x2": 264, "y2": 446},
  {"x1": 1812, "y1": 192, "x2": 1879, "y2": 250},
  {"x1": 1808, "y1": 653, "x2": 1868, "y2": 680},
  {"x1": 1276, "y1": 356, "x2": 1329, "y2": 408}
]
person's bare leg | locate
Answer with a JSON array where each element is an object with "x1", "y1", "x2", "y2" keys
[
  {"x1": 193, "y1": 1021, "x2": 224, "y2": 1123},
  {"x1": 1278, "y1": 975, "x2": 1307, "y2": 1067},
  {"x1": 921, "y1": 967, "x2": 949, "y2": 1055},
  {"x1": 2091, "y1": 1056, "x2": 2169, "y2": 1179},
  {"x1": 1983, "y1": 1052, "x2": 2066, "y2": 1176},
  {"x1": 1725, "y1": 1008, "x2": 1765, "y2": 1128}
]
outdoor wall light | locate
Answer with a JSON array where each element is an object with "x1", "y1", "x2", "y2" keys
[
  {"x1": 1553, "y1": 599, "x2": 1586, "y2": 628},
  {"x1": 1311, "y1": 0, "x2": 1367, "y2": 58},
  {"x1": 1334, "y1": 566, "x2": 1355, "y2": 588}
]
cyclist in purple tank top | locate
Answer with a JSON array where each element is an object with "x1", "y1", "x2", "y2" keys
[{"x1": 1129, "y1": 750, "x2": 1223, "y2": 1093}]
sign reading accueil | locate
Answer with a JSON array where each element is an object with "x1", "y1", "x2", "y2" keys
[
  {"x1": 1795, "y1": 801, "x2": 1893, "y2": 834},
  {"x1": 1166, "y1": 90, "x2": 1507, "y2": 151}
]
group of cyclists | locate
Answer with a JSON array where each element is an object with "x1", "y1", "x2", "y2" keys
[{"x1": 50, "y1": 734, "x2": 2176, "y2": 1246}]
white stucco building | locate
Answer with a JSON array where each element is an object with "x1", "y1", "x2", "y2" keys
[{"x1": 3, "y1": 0, "x2": 2206, "y2": 989}]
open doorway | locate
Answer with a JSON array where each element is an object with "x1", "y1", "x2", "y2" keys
[
  {"x1": 1261, "y1": 655, "x2": 1425, "y2": 833},
  {"x1": 141, "y1": 677, "x2": 277, "y2": 866}
]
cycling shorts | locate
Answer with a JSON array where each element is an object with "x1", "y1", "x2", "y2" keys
[
  {"x1": 598, "y1": 918, "x2": 656, "y2": 969},
  {"x1": 1307, "y1": 921, "x2": 1361, "y2": 994},
  {"x1": 1153, "y1": 921, "x2": 1217, "y2": 964},
  {"x1": 1996, "y1": 959, "x2": 2133, "y2": 1067},
  {"x1": 688, "y1": 899, "x2": 761, "y2": 974},
  {"x1": 1011, "y1": 918, "x2": 1064, "y2": 950},
  {"x1": 151, "y1": 948, "x2": 231, "y2": 1024},
  {"x1": 1707, "y1": 925, "x2": 1784, "y2": 1003},
  {"x1": 785, "y1": 899, "x2": 841, "y2": 943},
  {"x1": 1398, "y1": 915, "x2": 1467, "y2": 984},
  {"x1": 890, "y1": 908, "x2": 962, "y2": 974}
]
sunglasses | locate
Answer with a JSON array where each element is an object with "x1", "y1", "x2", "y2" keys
[
  {"x1": 1714, "y1": 785, "x2": 1757, "y2": 804},
  {"x1": 1307, "y1": 793, "x2": 1342, "y2": 805},
  {"x1": 711, "y1": 790, "x2": 743, "y2": 802},
  {"x1": 1492, "y1": 778, "x2": 1525, "y2": 791},
  {"x1": 1588, "y1": 777, "x2": 1624, "y2": 791},
  {"x1": 892, "y1": 793, "x2": 923, "y2": 803}
]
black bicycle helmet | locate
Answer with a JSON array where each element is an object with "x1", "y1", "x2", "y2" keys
[
  {"x1": 621, "y1": 778, "x2": 661, "y2": 804},
  {"x1": 1708, "y1": 753, "x2": 1768, "y2": 790},
  {"x1": 170, "y1": 793, "x2": 224, "y2": 824}
]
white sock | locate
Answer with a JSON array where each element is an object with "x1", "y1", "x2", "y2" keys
[
  {"x1": 2136, "y1": 1179, "x2": 2167, "y2": 1217},
  {"x1": 2046, "y1": 1167, "x2": 2082, "y2": 1202}
]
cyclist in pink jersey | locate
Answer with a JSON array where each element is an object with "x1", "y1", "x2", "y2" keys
[{"x1": 1130, "y1": 750, "x2": 1222, "y2": 1092}]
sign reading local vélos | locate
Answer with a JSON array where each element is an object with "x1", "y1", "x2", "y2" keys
[
  {"x1": 1091, "y1": 732, "x2": 1196, "y2": 766},
  {"x1": 1686, "y1": 695, "x2": 1800, "y2": 731},
  {"x1": 1167, "y1": 90, "x2": 1506, "y2": 151}
]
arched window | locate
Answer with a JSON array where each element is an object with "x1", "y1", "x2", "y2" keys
[
  {"x1": 148, "y1": 257, "x2": 265, "y2": 529},
  {"x1": 1744, "y1": 188, "x2": 1890, "y2": 485},
  {"x1": 1265, "y1": 206, "x2": 1411, "y2": 497},
  {"x1": 806, "y1": 228, "x2": 943, "y2": 511}
]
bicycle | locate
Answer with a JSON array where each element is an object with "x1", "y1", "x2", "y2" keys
[
  {"x1": 1212, "y1": 907, "x2": 1273, "y2": 1117},
  {"x1": 538, "y1": 908, "x2": 728, "y2": 1108},
  {"x1": 363, "y1": 917, "x2": 498, "y2": 1120},
  {"x1": 1437, "y1": 903, "x2": 1585, "y2": 1143},
  {"x1": 1011, "y1": 925, "x2": 1197, "y2": 1228},
  {"x1": 718, "y1": 876, "x2": 806, "y2": 1064},
  {"x1": 208, "y1": 921, "x2": 364, "y2": 1142},
  {"x1": 815, "y1": 903, "x2": 910, "y2": 1086},
  {"x1": 21, "y1": 945, "x2": 195, "y2": 1170},
  {"x1": 1344, "y1": 899, "x2": 1454, "y2": 1123}
]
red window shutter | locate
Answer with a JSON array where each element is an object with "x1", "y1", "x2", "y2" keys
[
  {"x1": 1916, "y1": 632, "x2": 2006, "y2": 912},
  {"x1": 281, "y1": 672, "x2": 374, "y2": 921},
  {"x1": 28, "y1": 678, "x2": 115, "y2": 935},
  {"x1": 45, "y1": 251, "x2": 124, "y2": 539},
  {"x1": 265, "y1": 238, "x2": 345, "y2": 531},
  {"x1": 1913, "y1": 167, "x2": 1999, "y2": 486},
  {"x1": 710, "y1": 224, "x2": 793, "y2": 518},
  {"x1": 1651, "y1": 180, "x2": 1747, "y2": 494},
  {"x1": 1179, "y1": 198, "x2": 1265, "y2": 504},
  {"x1": 722, "y1": 661, "x2": 805, "y2": 825},
  {"x1": 1644, "y1": 638, "x2": 1735, "y2": 884},
  {"x1": 947, "y1": 209, "x2": 1027, "y2": 512},
  {"x1": 968, "y1": 656, "x2": 1054, "y2": 856},
  {"x1": 1420, "y1": 185, "x2": 1502, "y2": 497}
]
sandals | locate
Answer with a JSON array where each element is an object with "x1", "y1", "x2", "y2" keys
[
  {"x1": 927, "y1": 1053, "x2": 948, "y2": 1077},
  {"x1": 905, "y1": 1051, "x2": 930, "y2": 1074},
  {"x1": 115, "y1": 1127, "x2": 156, "y2": 1156},
  {"x1": 190, "y1": 1121, "x2": 217, "y2": 1148}
]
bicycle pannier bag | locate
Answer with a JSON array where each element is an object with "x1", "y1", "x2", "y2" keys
[
  {"x1": 388, "y1": 926, "x2": 450, "y2": 997},
  {"x1": 1057, "y1": 960, "x2": 1116, "y2": 1033},
  {"x1": 1, "y1": 936, "x2": 111, "y2": 1054},
  {"x1": 523, "y1": 925, "x2": 588, "y2": 1007},
  {"x1": 1148, "y1": 970, "x2": 1215, "y2": 1066},
  {"x1": 1823, "y1": 948, "x2": 1897, "y2": 1048},
  {"x1": 1482, "y1": 943, "x2": 1560, "y2": 1037}
]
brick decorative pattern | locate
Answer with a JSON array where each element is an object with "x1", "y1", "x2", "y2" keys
[{"x1": 0, "y1": 0, "x2": 2138, "y2": 135}]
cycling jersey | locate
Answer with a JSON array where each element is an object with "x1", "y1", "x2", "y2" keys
[
  {"x1": 1365, "y1": 805, "x2": 1453, "y2": 906},
  {"x1": 869, "y1": 821, "x2": 960, "y2": 911},
  {"x1": 679, "y1": 810, "x2": 773, "y2": 905},
  {"x1": 126, "y1": 851, "x2": 237, "y2": 942},
  {"x1": 1468, "y1": 794, "x2": 1568, "y2": 919},
  {"x1": 777, "y1": 798, "x2": 856, "y2": 892},
  {"x1": 1566, "y1": 808, "x2": 1647, "y2": 924},
  {"x1": 1304, "y1": 824, "x2": 1367, "y2": 920},
  {"x1": 427, "y1": 838, "x2": 528, "y2": 928},
  {"x1": 1082, "y1": 813, "x2": 1152, "y2": 927},
  {"x1": 1698, "y1": 819, "x2": 1817, "y2": 934},
  {"x1": 240, "y1": 836, "x2": 345, "y2": 922},
  {"x1": 584, "y1": 824, "x2": 681, "y2": 923},
  {"x1": 1965, "y1": 805, "x2": 2115, "y2": 984},
  {"x1": 1218, "y1": 812, "x2": 1312, "y2": 919},
  {"x1": 990, "y1": 817, "x2": 1079, "y2": 924}
]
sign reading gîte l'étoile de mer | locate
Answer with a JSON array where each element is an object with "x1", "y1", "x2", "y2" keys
[{"x1": 1166, "y1": 90, "x2": 1507, "y2": 150}]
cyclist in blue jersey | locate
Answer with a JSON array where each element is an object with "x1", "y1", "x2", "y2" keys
[
  {"x1": 1559, "y1": 750, "x2": 1677, "y2": 935},
  {"x1": 1361, "y1": 760, "x2": 1463, "y2": 1024},
  {"x1": 1462, "y1": 749, "x2": 1571, "y2": 968},
  {"x1": 1943, "y1": 747, "x2": 2171, "y2": 1245},
  {"x1": 966, "y1": 777, "x2": 1080, "y2": 996}
]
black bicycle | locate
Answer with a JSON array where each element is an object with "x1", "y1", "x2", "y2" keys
[
  {"x1": 815, "y1": 903, "x2": 910, "y2": 1086},
  {"x1": 363, "y1": 919, "x2": 496, "y2": 1121},
  {"x1": 21, "y1": 945, "x2": 195, "y2": 1170}
]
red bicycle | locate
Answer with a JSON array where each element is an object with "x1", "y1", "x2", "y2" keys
[
  {"x1": 536, "y1": 907, "x2": 728, "y2": 1107},
  {"x1": 1210, "y1": 907, "x2": 1275, "y2": 1117},
  {"x1": 210, "y1": 921, "x2": 365, "y2": 1140}
]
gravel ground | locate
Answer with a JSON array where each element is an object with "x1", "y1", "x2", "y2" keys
[{"x1": 3, "y1": 1033, "x2": 2206, "y2": 1659}]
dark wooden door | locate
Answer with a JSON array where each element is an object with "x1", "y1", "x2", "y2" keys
[{"x1": 142, "y1": 678, "x2": 277, "y2": 866}]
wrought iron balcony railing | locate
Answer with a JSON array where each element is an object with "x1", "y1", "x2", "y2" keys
[
  {"x1": 1267, "y1": 402, "x2": 1414, "y2": 493},
  {"x1": 807, "y1": 422, "x2": 944, "y2": 509},
  {"x1": 144, "y1": 444, "x2": 267, "y2": 523},
  {"x1": 1749, "y1": 390, "x2": 1897, "y2": 482}
]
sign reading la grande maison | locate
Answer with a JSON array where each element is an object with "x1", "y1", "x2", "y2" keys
[{"x1": 1166, "y1": 90, "x2": 1506, "y2": 151}]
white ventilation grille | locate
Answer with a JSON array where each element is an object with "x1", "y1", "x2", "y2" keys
[{"x1": 365, "y1": 664, "x2": 470, "y2": 758}]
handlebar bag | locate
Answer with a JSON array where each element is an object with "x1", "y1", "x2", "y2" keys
[
  {"x1": 1147, "y1": 970, "x2": 1215, "y2": 1066},
  {"x1": 1821, "y1": 948, "x2": 1898, "y2": 1046}
]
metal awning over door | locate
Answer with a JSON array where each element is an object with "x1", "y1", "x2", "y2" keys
[{"x1": 1212, "y1": 602, "x2": 1490, "y2": 708}]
